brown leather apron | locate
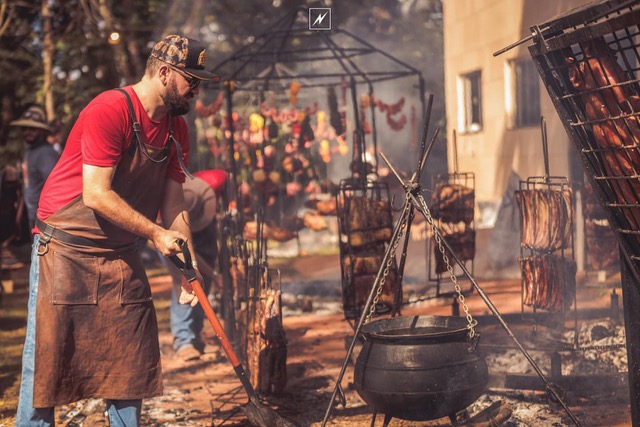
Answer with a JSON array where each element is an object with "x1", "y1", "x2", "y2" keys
[{"x1": 33, "y1": 89, "x2": 173, "y2": 407}]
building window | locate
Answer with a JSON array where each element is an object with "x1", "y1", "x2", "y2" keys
[
  {"x1": 458, "y1": 70, "x2": 482, "y2": 133},
  {"x1": 507, "y1": 59, "x2": 540, "y2": 128}
]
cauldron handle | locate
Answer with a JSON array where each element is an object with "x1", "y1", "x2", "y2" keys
[{"x1": 468, "y1": 332, "x2": 481, "y2": 353}]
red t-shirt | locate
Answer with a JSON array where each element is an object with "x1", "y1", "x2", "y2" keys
[{"x1": 38, "y1": 86, "x2": 190, "y2": 222}]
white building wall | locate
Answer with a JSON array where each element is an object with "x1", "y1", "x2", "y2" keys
[{"x1": 443, "y1": 0, "x2": 593, "y2": 207}]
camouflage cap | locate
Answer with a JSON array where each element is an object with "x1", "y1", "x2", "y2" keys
[{"x1": 150, "y1": 35, "x2": 220, "y2": 81}]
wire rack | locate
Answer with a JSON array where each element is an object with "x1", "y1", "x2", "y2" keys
[
  {"x1": 427, "y1": 171, "x2": 476, "y2": 296},
  {"x1": 528, "y1": 1, "x2": 640, "y2": 266},
  {"x1": 336, "y1": 179, "x2": 400, "y2": 320},
  {"x1": 525, "y1": 2, "x2": 640, "y2": 423}
]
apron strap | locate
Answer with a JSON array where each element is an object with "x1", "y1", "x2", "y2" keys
[
  {"x1": 114, "y1": 87, "x2": 192, "y2": 180},
  {"x1": 114, "y1": 88, "x2": 143, "y2": 157},
  {"x1": 35, "y1": 217, "x2": 104, "y2": 254}
]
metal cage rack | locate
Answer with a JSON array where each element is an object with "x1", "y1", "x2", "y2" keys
[
  {"x1": 427, "y1": 171, "x2": 476, "y2": 297},
  {"x1": 336, "y1": 179, "x2": 401, "y2": 321},
  {"x1": 516, "y1": 175, "x2": 577, "y2": 334},
  {"x1": 524, "y1": 1, "x2": 640, "y2": 423}
]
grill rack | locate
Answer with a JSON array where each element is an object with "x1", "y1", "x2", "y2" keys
[
  {"x1": 426, "y1": 171, "x2": 476, "y2": 297},
  {"x1": 516, "y1": 175, "x2": 577, "y2": 335},
  {"x1": 336, "y1": 179, "x2": 401, "y2": 321},
  {"x1": 529, "y1": 1, "x2": 640, "y2": 262},
  {"x1": 526, "y1": 1, "x2": 640, "y2": 424}
]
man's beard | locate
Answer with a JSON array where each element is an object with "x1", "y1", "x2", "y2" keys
[{"x1": 162, "y1": 81, "x2": 191, "y2": 116}]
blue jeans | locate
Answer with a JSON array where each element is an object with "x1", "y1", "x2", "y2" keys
[
  {"x1": 160, "y1": 255, "x2": 210, "y2": 352},
  {"x1": 15, "y1": 235, "x2": 143, "y2": 427}
]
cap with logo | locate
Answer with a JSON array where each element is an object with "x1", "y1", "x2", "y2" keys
[
  {"x1": 150, "y1": 35, "x2": 220, "y2": 82},
  {"x1": 10, "y1": 106, "x2": 51, "y2": 131}
]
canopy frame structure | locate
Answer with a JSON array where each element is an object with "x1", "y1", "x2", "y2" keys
[{"x1": 210, "y1": 5, "x2": 427, "y2": 191}]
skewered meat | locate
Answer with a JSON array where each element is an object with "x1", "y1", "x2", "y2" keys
[
  {"x1": 268, "y1": 225, "x2": 296, "y2": 242},
  {"x1": 519, "y1": 255, "x2": 576, "y2": 312},
  {"x1": 515, "y1": 188, "x2": 573, "y2": 251},
  {"x1": 230, "y1": 256, "x2": 247, "y2": 300},
  {"x1": 342, "y1": 254, "x2": 384, "y2": 275},
  {"x1": 303, "y1": 211, "x2": 328, "y2": 231},
  {"x1": 431, "y1": 184, "x2": 475, "y2": 224},
  {"x1": 348, "y1": 228, "x2": 392, "y2": 248},
  {"x1": 585, "y1": 219, "x2": 619, "y2": 271},
  {"x1": 566, "y1": 38, "x2": 640, "y2": 233},
  {"x1": 343, "y1": 196, "x2": 392, "y2": 232},
  {"x1": 247, "y1": 287, "x2": 288, "y2": 395},
  {"x1": 336, "y1": 185, "x2": 401, "y2": 318},
  {"x1": 243, "y1": 221, "x2": 270, "y2": 241},
  {"x1": 304, "y1": 197, "x2": 338, "y2": 215},
  {"x1": 345, "y1": 269, "x2": 398, "y2": 315},
  {"x1": 433, "y1": 228, "x2": 476, "y2": 274}
]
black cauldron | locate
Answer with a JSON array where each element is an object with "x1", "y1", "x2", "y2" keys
[{"x1": 354, "y1": 315, "x2": 488, "y2": 421}]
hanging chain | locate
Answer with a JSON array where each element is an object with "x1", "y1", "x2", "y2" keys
[
  {"x1": 416, "y1": 191, "x2": 477, "y2": 337},
  {"x1": 363, "y1": 205, "x2": 410, "y2": 325}
]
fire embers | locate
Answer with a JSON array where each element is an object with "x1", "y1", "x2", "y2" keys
[
  {"x1": 515, "y1": 189, "x2": 573, "y2": 251},
  {"x1": 519, "y1": 255, "x2": 576, "y2": 312}
]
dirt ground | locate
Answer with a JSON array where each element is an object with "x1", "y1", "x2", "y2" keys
[{"x1": 0, "y1": 235, "x2": 635, "y2": 427}]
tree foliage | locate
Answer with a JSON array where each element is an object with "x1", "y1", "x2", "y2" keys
[{"x1": 0, "y1": 0, "x2": 444, "y2": 174}]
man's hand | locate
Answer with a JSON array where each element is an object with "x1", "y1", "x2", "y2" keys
[{"x1": 152, "y1": 228, "x2": 187, "y2": 256}]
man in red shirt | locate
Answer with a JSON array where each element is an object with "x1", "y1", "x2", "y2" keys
[{"x1": 16, "y1": 34, "x2": 220, "y2": 427}]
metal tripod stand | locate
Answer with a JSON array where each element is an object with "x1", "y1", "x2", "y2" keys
[{"x1": 320, "y1": 123, "x2": 584, "y2": 427}]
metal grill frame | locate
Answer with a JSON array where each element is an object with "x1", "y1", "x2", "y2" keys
[
  {"x1": 336, "y1": 179, "x2": 400, "y2": 320},
  {"x1": 516, "y1": 176, "x2": 577, "y2": 334},
  {"x1": 528, "y1": 1, "x2": 640, "y2": 267},
  {"x1": 527, "y1": 1, "x2": 640, "y2": 424},
  {"x1": 426, "y1": 171, "x2": 476, "y2": 297}
]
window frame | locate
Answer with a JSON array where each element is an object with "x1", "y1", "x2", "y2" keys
[
  {"x1": 457, "y1": 70, "x2": 483, "y2": 134},
  {"x1": 506, "y1": 58, "x2": 541, "y2": 128}
]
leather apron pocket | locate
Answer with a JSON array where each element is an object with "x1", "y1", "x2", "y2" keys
[
  {"x1": 52, "y1": 250, "x2": 99, "y2": 305},
  {"x1": 118, "y1": 252, "x2": 153, "y2": 304}
]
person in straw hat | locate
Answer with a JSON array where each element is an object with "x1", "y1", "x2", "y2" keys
[
  {"x1": 16, "y1": 35, "x2": 220, "y2": 427},
  {"x1": 10, "y1": 105, "x2": 60, "y2": 230}
]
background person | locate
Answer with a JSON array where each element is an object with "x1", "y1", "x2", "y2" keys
[
  {"x1": 164, "y1": 169, "x2": 228, "y2": 362},
  {"x1": 10, "y1": 106, "x2": 60, "y2": 230}
]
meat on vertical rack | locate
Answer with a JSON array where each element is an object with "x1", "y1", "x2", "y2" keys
[
  {"x1": 515, "y1": 188, "x2": 573, "y2": 251},
  {"x1": 519, "y1": 255, "x2": 577, "y2": 312}
]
